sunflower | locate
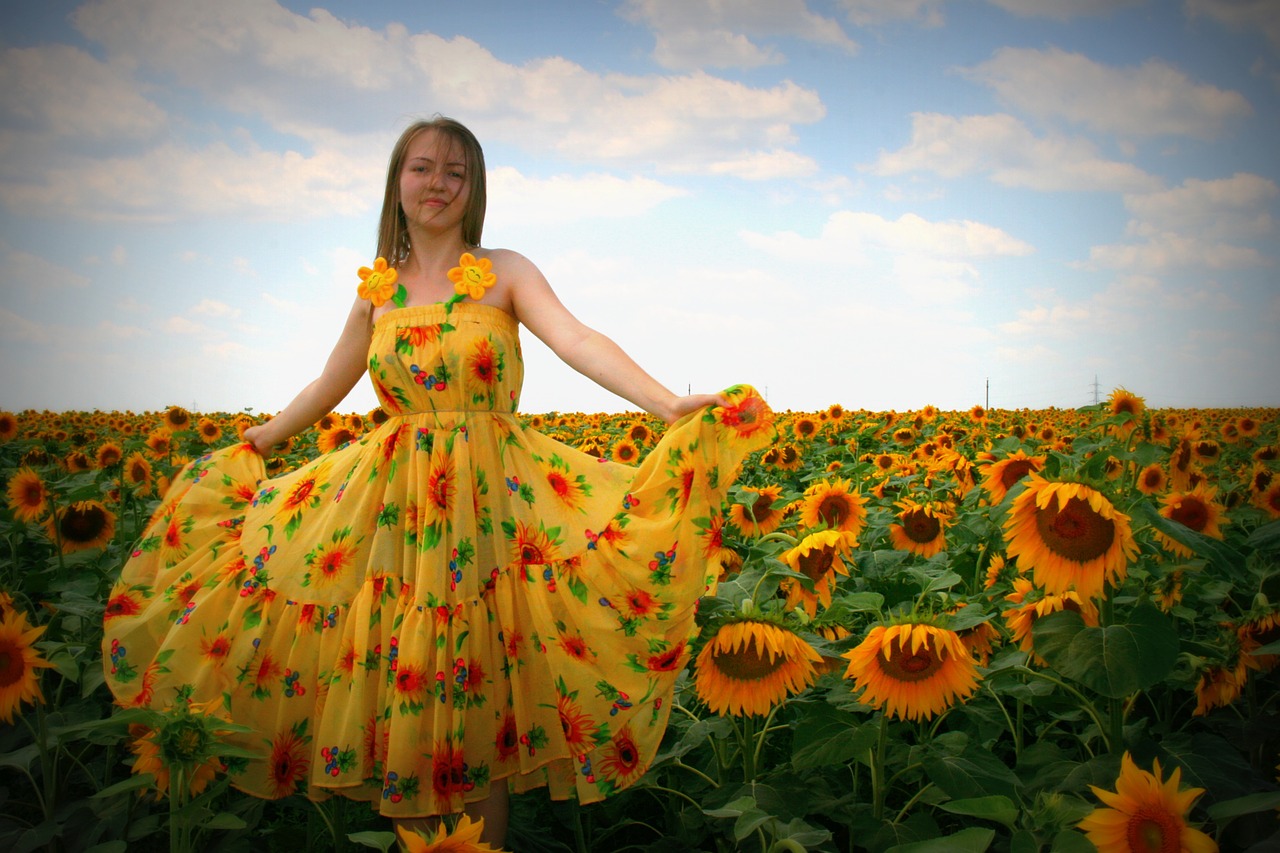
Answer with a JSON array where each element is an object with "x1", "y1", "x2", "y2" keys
[
  {"x1": 792, "y1": 416, "x2": 819, "y2": 440},
  {"x1": 0, "y1": 609, "x2": 54, "y2": 723},
  {"x1": 0, "y1": 412, "x2": 17, "y2": 441},
  {"x1": 1193, "y1": 661, "x2": 1244, "y2": 716},
  {"x1": 1155, "y1": 483, "x2": 1227, "y2": 559},
  {"x1": 625, "y1": 420, "x2": 652, "y2": 445},
  {"x1": 694, "y1": 619, "x2": 822, "y2": 717},
  {"x1": 727, "y1": 485, "x2": 786, "y2": 537},
  {"x1": 798, "y1": 478, "x2": 867, "y2": 538},
  {"x1": 45, "y1": 500, "x2": 116, "y2": 553},
  {"x1": 1002, "y1": 577, "x2": 1100, "y2": 666},
  {"x1": 63, "y1": 451, "x2": 91, "y2": 473},
  {"x1": 1106, "y1": 387, "x2": 1145, "y2": 432},
  {"x1": 130, "y1": 702, "x2": 228, "y2": 799},
  {"x1": 1077, "y1": 752, "x2": 1215, "y2": 853},
  {"x1": 317, "y1": 424, "x2": 358, "y2": 454},
  {"x1": 145, "y1": 428, "x2": 173, "y2": 458},
  {"x1": 196, "y1": 417, "x2": 222, "y2": 444},
  {"x1": 1135, "y1": 463, "x2": 1168, "y2": 496},
  {"x1": 6, "y1": 467, "x2": 49, "y2": 523},
  {"x1": 1238, "y1": 611, "x2": 1280, "y2": 673},
  {"x1": 611, "y1": 438, "x2": 641, "y2": 465},
  {"x1": 842, "y1": 620, "x2": 981, "y2": 722},
  {"x1": 1257, "y1": 482, "x2": 1280, "y2": 520},
  {"x1": 774, "y1": 443, "x2": 803, "y2": 471},
  {"x1": 162, "y1": 406, "x2": 191, "y2": 432},
  {"x1": 979, "y1": 450, "x2": 1046, "y2": 505},
  {"x1": 397, "y1": 815, "x2": 506, "y2": 853},
  {"x1": 1003, "y1": 477, "x2": 1136, "y2": 600},
  {"x1": 780, "y1": 529, "x2": 855, "y2": 616},
  {"x1": 95, "y1": 442, "x2": 124, "y2": 469},
  {"x1": 888, "y1": 499, "x2": 952, "y2": 558},
  {"x1": 124, "y1": 451, "x2": 153, "y2": 496}
]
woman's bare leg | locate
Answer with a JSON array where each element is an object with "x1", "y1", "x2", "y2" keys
[{"x1": 465, "y1": 783, "x2": 509, "y2": 845}]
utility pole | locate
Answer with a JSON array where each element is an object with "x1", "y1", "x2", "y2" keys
[
  {"x1": 985, "y1": 378, "x2": 989, "y2": 411},
  {"x1": 1091, "y1": 375, "x2": 1102, "y2": 405}
]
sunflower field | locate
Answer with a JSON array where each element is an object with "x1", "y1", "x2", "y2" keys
[{"x1": 1, "y1": 392, "x2": 1279, "y2": 853}]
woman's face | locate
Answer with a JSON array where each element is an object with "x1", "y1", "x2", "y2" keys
[{"x1": 399, "y1": 128, "x2": 469, "y2": 235}]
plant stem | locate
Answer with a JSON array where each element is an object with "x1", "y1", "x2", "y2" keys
[{"x1": 871, "y1": 712, "x2": 888, "y2": 822}]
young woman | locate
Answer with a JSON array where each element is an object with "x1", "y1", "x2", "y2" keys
[{"x1": 104, "y1": 116, "x2": 772, "y2": 846}]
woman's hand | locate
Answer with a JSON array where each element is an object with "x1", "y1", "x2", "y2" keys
[
  {"x1": 661, "y1": 393, "x2": 729, "y2": 425},
  {"x1": 242, "y1": 424, "x2": 274, "y2": 457}
]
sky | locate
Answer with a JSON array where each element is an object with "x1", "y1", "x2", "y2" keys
[{"x1": 1, "y1": 0, "x2": 1278, "y2": 417}]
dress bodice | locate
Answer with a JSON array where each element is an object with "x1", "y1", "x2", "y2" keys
[{"x1": 368, "y1": 302, "x2": 523, "y2": 416}]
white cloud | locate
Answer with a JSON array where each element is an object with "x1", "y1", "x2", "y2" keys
[
  {"x1": 0, "y1": 246, "x2": 91, "y2": 289},
  {"x1": 486, "y1": 168, "x2": 687, "y2": 230},
  {"x1": 985, "y1": 0, "x2": 1146, "y2": 20},
  {"x1": 1083, "y1": 233, "x2": 1267, "y2": 271},
  {"x1": 0, "y1": 139, "x2": 379, "y2": 223},
  {"x1": 1187, "y1": 0, "x2": 1280, "y2": 52},
  {"x1": 869, "y1": 113, "x2": 1161, "y2": 192},
  {"x1": 163, "y1": 316, "x2": 210, "y2": 336},
  {"x1": 191, "y1": 299, "x2": 242, "y2": 319},
  {"x1": 99, "y1": 319, "x2": 147, "y2": 339},
  {"x1": 742, "y1": 210, "x2": 1034, "y2": 264},
  {"x1": 1122, "y1": 173, "x2": 1277, "y2": 240},
  {"x1": 620, "y1": 0, "x2": 857, "y2": 69},
  {"x1": 66, "y1": 0, "x2": 827, "y2": 177},
  {"x1": 963, "y1": 47, "x2": 1252, "y2": 139},
  {"x1": 839, "y1": 0, "x2": 946, "y2": 27},
  {"x1": 0, "y1": 44, "x2": 167, "y2": 140},
  {"x1": 0, "y1": 308, "x2": 50, "y2": 343}
]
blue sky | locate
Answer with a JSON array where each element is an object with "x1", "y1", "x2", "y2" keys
[{"x1": 2, "y1": 0, "x2": 1277, "y2": 416}]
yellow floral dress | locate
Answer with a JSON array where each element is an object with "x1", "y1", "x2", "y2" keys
[{"x1": 103, "y1": 299, "x2": 773, "y2": 817}]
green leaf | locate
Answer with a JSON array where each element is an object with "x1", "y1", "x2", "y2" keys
[
  {"x1": 939, "y1": 796, "x2": 1019, "y2": 829},
  {"x1": 1247, "y1": 518, "x2": 1280, "y2": 552},
  {"x1": 885, "y1": 827, "x2": 995, "y2": 853},
  {"x1": 1033, "y1": 604, "x2": 1179, "y2": 698},
  {"x1": 924, "y1": 747, "x2": 1020, "y2": 799},
  {"x1": 791, "y1": 703, "x2": 880, "y2": 770},
  {"x1": 92, "y1": 773, "x2": 156, "y2": 798},
  {"x1": 1134, "y1": 501, "x2": 1244, "y2": 577},
  {"x1": 347, "y1": 830, "x2": 397, "y2": 852},
  {"x1": 1206, "y1": 791, "x2": 1280, "y2": 823},
  {"x1": 202, "y1": 812, "x2": 247, "y2": 830},
  {"x1": 1049, "y1": 829, "x2": 1097, "y2": 853}
]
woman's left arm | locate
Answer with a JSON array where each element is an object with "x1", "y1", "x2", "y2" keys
[{"x1": 505, "y1": 252, "x2": 724, "y2": 424}]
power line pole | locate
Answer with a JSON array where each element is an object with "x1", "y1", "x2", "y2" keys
[
  {"x1": 1091, "y1": 375, "x2": 1102, "y2": 405},
  {"x1": 985, "y1": 378, "x2": 989, "y2": 410}
]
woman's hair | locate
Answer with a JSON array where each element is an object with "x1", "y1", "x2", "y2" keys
[{"x1": 376, "y1": 116, "x2": 487, "y2": 262}]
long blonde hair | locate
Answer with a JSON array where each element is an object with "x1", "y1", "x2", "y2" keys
[{"x1": 375, "y1": 117, "x2": 487, "y2": 262}]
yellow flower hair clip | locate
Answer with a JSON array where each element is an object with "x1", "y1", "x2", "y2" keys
[
  {"x1": 357, "y1": 258, "x2": 405, "y2": 308},
  {"x1": 447, "y1": 253, "x2": 497, "y2": 301}
]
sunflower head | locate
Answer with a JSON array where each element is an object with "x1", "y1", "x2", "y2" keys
[
  {"x1": 0, "y1": 609, "x2": 53, "y2": 724},
  {"x1": 694, "y1": 618, "x2": 822, "y2": 717},
  {"x1": 1078, "y1": 752, "x2": 1214, "y2": 853},
  {"x1": 842, "y1": 618, "x2": 981, "y2": 722}
]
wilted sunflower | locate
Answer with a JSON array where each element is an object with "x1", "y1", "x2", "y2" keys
[
  {"x1": 1003, "y1": 476, "x2": 1137, "y2": 601},
  {"x1": 1077, "y1": 752, "x2": 1215, "y2": 853},
  {"x1": 798, "y1": 478, "x2": 867, "y2": 538},
  {"x1": 888, "y1": 499, "x2": 952, "y2": 558},
  {"x1": 1155, "y1": 483, "x2": 1227, "y2": 559},
  {"x1": 694, "y1": 619, "x2": 822, "y2": 717},
  {"x1": 842, "y1": 620, "x2": 981, "y2": 722},
  {"x1": 780, "y1": 529, "x2": 855, "y2": 616},
  {"x1": 727, "y1": 485, "x2": 786, "y2": 537},
  {"x1": 6, "y1": 467, "x2": 49, "y2": 523},
  {"x1": 397, "y1": 814, "x2": 506, "y2": 852},
  {"x1": 978, "y1": 450, "x2": 1045, "y2": 505},
  {"x1": 1193, "y1": 661, "x2": 1243, "y2": 716},
  {"x1": 44, "y1": 500, "x2": 116, "y2": 553},
  {"x1": 0, "y1": 609, "x2": 54, "y2": 723}
]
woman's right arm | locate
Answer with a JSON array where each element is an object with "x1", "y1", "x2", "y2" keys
[{"x1": 242, "y1": 298, "x2": 373, "y2": 456}]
